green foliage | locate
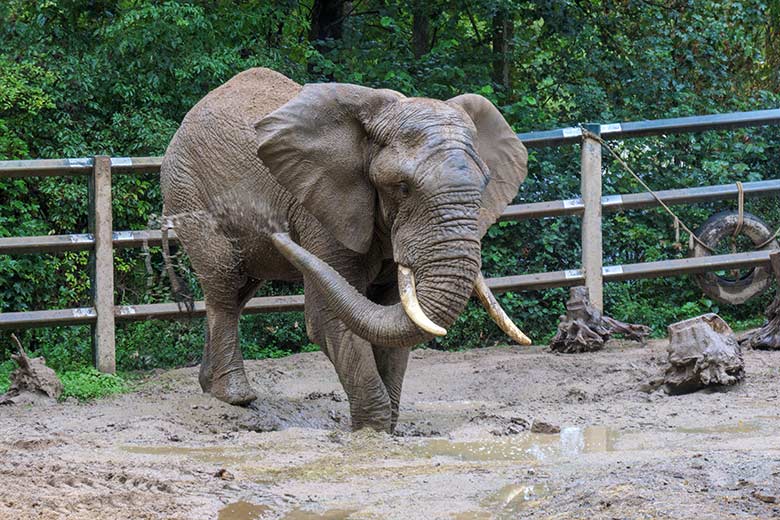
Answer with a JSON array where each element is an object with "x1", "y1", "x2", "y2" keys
[
  {"x1": 0, "y1": 359, "x2": 14, "y2": 393},
  {"x1": 0, "y1": 0, "x2": 778, "y2": 371},
  {"x1": 59, "y1": 367, "x2": 130, "y2": 401}
]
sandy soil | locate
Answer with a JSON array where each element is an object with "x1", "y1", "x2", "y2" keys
[{"x1": 1, "y1": 340, "x2": 779, "y2": 520}]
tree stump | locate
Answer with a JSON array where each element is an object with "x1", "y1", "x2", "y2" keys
[
  {"x1": 739, "y1": 251, "x2": 780, "y2": 350},
  {"x1": 664, "y1": 313, "x2": 744, "y2": 394},
  {"x1": 0, "y1": 334, "x2": 62, "y2": 405},
  {"x1": 549, "y1": 286, "x2": 650, "y2": 353}
]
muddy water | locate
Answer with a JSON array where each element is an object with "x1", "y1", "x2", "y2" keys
[
  {"x1": 413, "y1": 425, "x2": 619, "y2": 462},
  {"x1": 218, "y1": 501, "x2": 272, "y2": 520},
  {"x1": 217, "y1": 502, "x2": 356, "y2": 520}
]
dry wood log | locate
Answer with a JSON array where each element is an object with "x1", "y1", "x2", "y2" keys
[
  {"x1": 0, "y1": 334, "x2": 62, "y2": 404},
  {"x1": 550, "y1": 287, "x2": 650, "y2": 353},
  {"x1": 739, "y1": 251, "x2": 780, "y2": 350}
]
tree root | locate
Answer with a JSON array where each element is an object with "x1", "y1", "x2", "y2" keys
[
  {"x1": 739, "y1": 252, "x2": 780, "y2": 350},
  {"x1": 0, "y1": 334, "x2": 62, "y2": 405},
  {"x1": 550, "y1": 287, "x2": 650, "y2": 353}
]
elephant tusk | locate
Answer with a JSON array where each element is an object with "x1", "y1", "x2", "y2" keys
[
  {"x1": 398, "y1": 265, "x2": 447, "y2": 337},
  {"x1": 474, "y1": 272, "x2": 532, "y2": 346}
]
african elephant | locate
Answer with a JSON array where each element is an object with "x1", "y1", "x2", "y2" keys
[{"x1": 160, "y1": 67, "x2": 529, "y2": 432}]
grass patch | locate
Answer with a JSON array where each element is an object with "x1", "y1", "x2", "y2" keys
[{"x1": 59, "y1": 367, "x2": 131, "y2": 401}]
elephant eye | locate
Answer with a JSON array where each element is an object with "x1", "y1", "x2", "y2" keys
[{"x1": 397, "y1": 182, "x2": 410, "y2": 197}]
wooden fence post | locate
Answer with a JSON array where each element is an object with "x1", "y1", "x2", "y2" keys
[
  {"x1": 89, "y1": 156, "x2": 116, "y2": 373},
  {"x1": 580, "y1": 124, "x2": 604, "y2": 310}
]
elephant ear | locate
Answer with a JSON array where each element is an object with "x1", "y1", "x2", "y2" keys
[
  {"x1": 255, "y1": 83, "x2": 402, "y2": 254},
  {"x1": 447, "y1": 94, "x2": 528, "y2": 238}
]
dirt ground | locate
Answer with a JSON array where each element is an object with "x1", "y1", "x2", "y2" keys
[{"x1": 1, "y1": 339, "x2": 779, "y2": 519}]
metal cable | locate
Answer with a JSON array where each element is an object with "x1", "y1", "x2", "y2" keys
[{"x1": 579, "y1": 126, "x2": 716, "y2": 254}]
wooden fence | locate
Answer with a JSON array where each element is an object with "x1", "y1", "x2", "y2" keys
[{"x1": 1, "y1": 108, "x2": 779, "y2": 373}]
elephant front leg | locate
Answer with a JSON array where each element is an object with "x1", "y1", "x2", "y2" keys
[
  {"x1": 368, "y1": 281, "x2": 411, "y2": 432},
  {"x1": 306, "y1": 285, "x2": 393, "y2": 432},
  {"x1": 203, "y1": 301, "x2": 256, "y2": 406},
  {"x1": 373, "y1": 346, "x2": 411, "y2": 432},
  {"x1": 202, "y1": 277, "x2": 262, "y2": 405},
  {"x1": 331, "y1": 327, "x2": 394, "y2": 431},
  {"x1": 174, "y1": 213, "x2": 260, "y2": 406}
]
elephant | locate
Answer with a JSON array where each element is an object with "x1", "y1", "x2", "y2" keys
[{"x1": 160, "y1": 67, "x2": 530, "y2": 432}]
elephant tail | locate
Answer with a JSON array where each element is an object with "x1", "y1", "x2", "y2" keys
[{"x1": 161, "y1": 215, "x2": 194, "y2": 314}]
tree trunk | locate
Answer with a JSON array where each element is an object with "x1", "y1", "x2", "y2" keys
[
  {"x1": 767, "y1": 0, "x2": 780, "y2": 89},
  {"x1": 309, "y1": 0, "x2": 345, "y2": 44},
  {"x1": 411, "y1": 0, "x2": 431, "y2": 59},
  {"x1": 308, "y1": 0, "x2": 345, "y2": 76},
  {"x1": 491, "y1": 6, "x2": 513, "y2": 98},
  {"x1": 664, "y1": 314, "x2": 744, "y2": 394}
]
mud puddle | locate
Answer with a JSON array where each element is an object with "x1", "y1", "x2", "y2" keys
[
  {"x1": 218, "y1": 501, "x2": 356, "y2": 520},
  {"x1": 218, "y1": 501, "x2": 272, "y2": 520},
  {"x1": 413, "y1": 425, "x2": 619, "y2": 462},
  {"x1": 675, "y1": 420, "x2": 760, "y2": 434}
]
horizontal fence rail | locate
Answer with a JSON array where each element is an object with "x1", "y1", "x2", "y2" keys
[
  {"x1": 2, "y1": 109, "x2": 779, "y2": 178},
  {"x1": 0, "y1": 249, "x2": 772, "y2": 330},
  {"x1": 517, "y1": 108, "x2": 780, "y2": 148},
  {"x1": 2, "y1": 179, "x2": 778, "y2": 255},
  {"x1": 0, "y1": 107, "x2": 778, "y2": 372}
]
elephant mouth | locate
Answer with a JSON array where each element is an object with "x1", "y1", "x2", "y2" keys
[{"x1": 271, "y1": 232, "x2": 531, "y2": 347}]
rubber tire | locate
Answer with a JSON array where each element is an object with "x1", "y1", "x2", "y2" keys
[{"x1": 692, "y1": 210, "x2": 778, "y2": 305}]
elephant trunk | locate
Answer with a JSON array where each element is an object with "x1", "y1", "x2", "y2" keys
[{"x1": 271, "y1": 233, "x2": 478, "y2": 348}]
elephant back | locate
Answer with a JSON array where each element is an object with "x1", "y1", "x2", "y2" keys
[{"x1": 162, "y1": 68, "x2": 302, "y2": 214}]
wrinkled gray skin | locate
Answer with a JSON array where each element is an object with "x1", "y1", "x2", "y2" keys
[{"x1": 161, "y1": 68, "x2": 527, "y2": 431}]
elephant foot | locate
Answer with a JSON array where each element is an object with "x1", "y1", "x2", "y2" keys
[
  {"x1": 349, "y1": 401, "x2": 393, "y2": 433},
  {"x1": 351, "y1": 418, "x2": 392, "y2": 433},
  {"x1": 210, "y1": 369, "x2": 256, "y2": 406}
]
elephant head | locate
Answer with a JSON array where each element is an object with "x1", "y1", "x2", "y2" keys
[{"x1": 256, "y1": 83, "x2": 530, "y2": 348}]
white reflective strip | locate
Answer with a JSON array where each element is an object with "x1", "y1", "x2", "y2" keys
[
  {"x1": 72, "y1": 307, "x2": 97, "y2": 318},
  {"x1": 70, "y1": 233, "x2": 94, "y2": 243},
  {"x1": 67, "y1": 158, "x2": 92, "y2": 168},
  {"x1": 117, "y1": 306, "x2": 137, "y2": 315},
  {"x1": 565, "y1": 269, "x2": 583, "y2": 279},
  {"x1": 112, "y1": 231, "x2": 134, "y2": 241},
  {"x1": 601, "y1": 194, "x2": 623, "y2": 207},
  {"x1": 600, "y1": 123, "x2": 622, "y2": 134},
  {"x1": 563, "y1": 198, "x2": 584, "y2": 209},
  {"x1": 111, "y1": 157, "x2": 133, "y2": 167},
  {"x1": 602, "y1": 265, "x2": 624, "y2": 276},
  {"x1": 562, "y1": 127, "x2": 582, "y2": 138}
]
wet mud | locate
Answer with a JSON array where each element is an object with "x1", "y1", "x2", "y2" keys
[{"x1": 1, "y1": 340, "x2": 779, "y2": 519}]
